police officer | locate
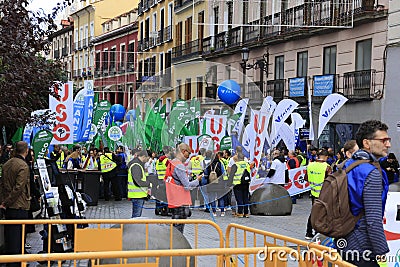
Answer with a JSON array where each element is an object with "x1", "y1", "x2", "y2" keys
[
  {"x1": 127, "y1": 150, "x2": 149, "y2": 217},
  {"x1": 304, "y1": 149, "x2": 332, "y2": 239}
]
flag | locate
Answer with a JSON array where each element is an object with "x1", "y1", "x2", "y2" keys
[
  {"x1": 317, "y1": 93, "x2": 348, "y2": 138},
  {"x1": 79, "y1": 80, "x2": 95, "y2": 142},
  {"x1": 307, "y1": 79, "x2": 315, "y2": 140},
  {"x1": 72, "y1": 88, "x2": 86, "y2": 142},
  {"x1": 32, "y1": 130, "x2": 53, "y2": 159},
  {"x1": 232, "y1": 98, "x2": 249, "y2": 138},
  {"x1": 271, "y1": 99, "x2": 299, "y2": 145},
  {"x1": 11, "y1": 127, "x2": 23, "y2": 144}
]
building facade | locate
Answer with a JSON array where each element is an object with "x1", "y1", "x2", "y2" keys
[{"x1": 92, "y1": 10, "x2": 139, "y2": 108}]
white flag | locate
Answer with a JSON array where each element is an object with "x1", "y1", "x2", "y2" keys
[
  {"x1": 232, "y1": 98, "x2": 249, "y2": 138},
  {"x1": 270, "y1": 99, "x2": 299, "y2": 145},
  {"x1": 317, "y1": 93, "x2": 348, "y2": 138},
  {"x1": 307, "y1": 79, "x2": 315, "y2": 140},
  {"x1": 280, "y1": 123, "x2": 296, "y2": 151}
]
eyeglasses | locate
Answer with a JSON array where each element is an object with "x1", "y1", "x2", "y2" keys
[{"x1": 370, "y1": 137, "x2": 392, "y2": 144}]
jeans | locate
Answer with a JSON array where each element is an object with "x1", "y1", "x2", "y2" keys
[
  {"x1": 205, "y1": 191, "x2": 218, "y2": 212},
  {"x1": 4, "y1": 208, "x2": 29, "y2": 267},
  {"x1": 306, "y1": 195, "x2": 316, "y2": 235},
  {"x1": 171, "y1": 207, "x2": 188, "y2": 233},
  {"x1": 131, "y1": 198, "x2": 145, "y2": 218},
  {"x1": 233, "y1": 184, "x2": 249, "y2": 215}
]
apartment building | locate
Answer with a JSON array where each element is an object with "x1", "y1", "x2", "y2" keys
[
  {"x1": 49, "y1": 19, "x2": 74, "y2": 82},
  {"x1": 137, "y1": 0, "x2": 175, "y2": 112},
  {"x1": 199, "y1": 0, "x2": 389, "y2": 152},
  {"x1": 70, "y1": 0, "x2": 137, "y2": 89},
  {"x1": 92, "y1": 10, "x2": 138, "y2": 108}
]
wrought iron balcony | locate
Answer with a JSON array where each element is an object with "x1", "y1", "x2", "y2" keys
[
  {"x1": 226, "y1": 26, "x2": 242, "y2": 48},
  {"x1": 157, "y1": 29, "x2": 164, "y2": 44},
  {"x1": 243, "y1": 19, "x2": 260, "y2": 43},
  {"x1": 202, "y1": 36, "x2": 212, "y2": 54},
  {"x1": 172, "y1": 39, "x2": 201, "y2": 62},
  {"x1": 214, "y1": 32, "x2": 226, "y2": 52},
  {"x1": 164, "y1": 26, "x2": 172, "y2": 42},
  {"x1": 266, "y1": 79, "x2": 285, "y2": 103},
  {"x1": 342, "y1": 69, "x2": 375, "y2": 101}
]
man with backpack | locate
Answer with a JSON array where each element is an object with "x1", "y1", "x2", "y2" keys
[
  {"x1": 339, "y1": 120, "x2": 390, "y2": 266},
  {"x1": 304, "y1": 149, "x2": 332, "y2": 239}
]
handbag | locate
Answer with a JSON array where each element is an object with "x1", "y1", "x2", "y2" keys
[{"x1": 30, "y1": 197, "x2": 41, "y2": 212}]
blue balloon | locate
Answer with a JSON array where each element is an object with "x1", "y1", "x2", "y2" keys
[
  {"x1": 110, "y1": 104, "x2": 126, "y2": 121},
  {"x1": 125, "y1": 109, "x2": 136, "y2": 121},
  {"x1": 217, "y1": 80, "x2": 241, "y2": 105},
  {"x1": 115, "y1": 121, "x2": 123, "y2": 127}
]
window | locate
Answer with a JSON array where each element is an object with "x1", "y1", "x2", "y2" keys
[
  {"x1": 159, "y1": 53, "x2": 164, "y2": 74},
  {"x1": 176, "y1": 21, "x2": 182, "y2": 46},
  {"x1": 275, "y1": 55, "x2": 284, "y2": 80},
  {"x1": 151, "y1": 56, "x2": 156, "y2": 76},
  {"x1": 185, "y1": 17, "x2": 192, "y2": 44},
  {"x1": 356, "y1": 39, "x2": 372, "y2": 71},
  {"x1": 297, "y1": 51, "x2": 308, "y2": 77},
  {"x1": 120, "y1": 44, "x2": 125, "y2": 69},
  {"x1": 185, "y1": 78, "x2": 192, "y2": 100},
  {"x1": 127, "y1": 42, "x2": 135, "y2": 71},
  {"x1": 213, "y1": 7, "x2": 219, "y2": 37},
  {"x1": 166, "y1": 98, "x2": 172, "y2": 113},
  {"x1": 323, "y1": 46, "x2": 336, "y2": 74},
  {"x1": 95, "y1": 52, "x2": 100, "y2": 71},
  {"x1": 102, "y1": 49, "x2": 108, "y2": 72},
  {"x1": 110, "y1": 47, "x2": 116, "y2": 71},
  {"x1": 197, "y1": 77, "x2": 203, "y2": 98}
]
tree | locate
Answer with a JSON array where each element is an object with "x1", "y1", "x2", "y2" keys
[{"x1": 0, "y1": 0, "x2": 71, "y2": 132}]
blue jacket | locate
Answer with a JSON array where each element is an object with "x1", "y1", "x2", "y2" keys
[{"x1": 341, "y1": 150, "x2": 389, "y2": 257}]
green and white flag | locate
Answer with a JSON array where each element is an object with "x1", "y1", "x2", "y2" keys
[{"x1": 32, "y1": 130, "x2": 53, "y2": 159}]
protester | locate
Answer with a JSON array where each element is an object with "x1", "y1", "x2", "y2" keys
[
  {"x1": 127, "y1": 150, "x2": 150, "y2": 217},
  {"x1": 340, "y1": 120, "x2": 391, "y2": 266},
  {"x1": 331, "y1": 150, "x2": 345, "y2": 172},
  {"x1": 380, "y1": 152, "x2": 399, "y2": 184},
  {"x1": 64, "y1": 145, "x2": 82, "y2": 169},
  {"x1": 203, "y1": 151, "x2": 225, "y2": 216},
  {"x1": 116, "y1": 146, "x2": 128, "y2": 198},
  {"x1": 164, "y1": 143, "x2": 202, "y2": 233},
  {"x1": 304, "y1": 149, "x2": 332, "y2": 239},
  {"x1": 228, "y1": 149, "x2": 251, "y2": 218},
  {"x1": 0, "y1": 141, "x2": 30, "y2": 267},
  {"x1": 343, "y1": 139, "x2": 359, "y2": 159},
  {"x1": 265, "y1": 149, "x2": 286, "y2": 185},
  {"x1": 99, "y1": 147, "x2": 121, "y2": 201}
]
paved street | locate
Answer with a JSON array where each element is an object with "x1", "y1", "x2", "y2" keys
[{"x1": 19, "y1": 196, "x2": 312, "y2": 266}]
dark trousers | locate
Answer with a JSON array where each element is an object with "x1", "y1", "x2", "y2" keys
[
  {"x1": 171, "y1": 207, "x2": 188, "y2": 233},
  {"x1": 117, "y1": 171, "x2": 128, "y2": 198},
  {"x1": 4, "y1": 208, "x2": 29, "y2": 267},
  {"x1": 306, "y1": 195, "x2": 316, "y2": 235},
  {"x1": 233, "y1": 184, "x2": 250, "y2": 215},
  {"x1": 102, "y1": 170, "x2": 121, "y2": 200}
]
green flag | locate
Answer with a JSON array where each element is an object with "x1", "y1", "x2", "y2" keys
[
  {"x1": 11, "y1": 127, "x2": 23, "y2": 144},
  {"x1": 220, "y1": 136, "x2": 232, "y2": 151},
  {"x1": 32, "y1": 130, "x2": 53, "y2": 159},
  {"x1": 93, "y1": 100, "x2": 111, "y2": 131}
]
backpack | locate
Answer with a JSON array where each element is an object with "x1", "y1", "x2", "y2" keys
[
  {"x1": 310, "y1": 159, "x2": 370, "y2": 238},
  {"x1": 208, "y1": 163, "x2": 219, "y2": 184}
]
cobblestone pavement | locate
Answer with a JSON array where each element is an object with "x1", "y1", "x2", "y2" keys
[{"x1": 11, "y1": 196, "x2": 312, "y2": 267}]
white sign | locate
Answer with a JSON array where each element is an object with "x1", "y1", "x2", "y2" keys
[
  {"x1": 383, "y1": 192, "x2": 400, "y2": 267},
  {"x1": 108, "y1": 126, "x2": 123, "y2": 141}
]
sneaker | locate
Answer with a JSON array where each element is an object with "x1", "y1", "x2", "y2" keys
[
  {"x1": 226, "y1": 206, "x2": 232, "y2": 211},
  {"x1": 244, "y1": 214, "x2": 250, "y2": 218},
  {"x1": 25, "y1": 242, "x2": 32, "y2": 249},
  {"x1": 305, "y1": 234, "x2": 314, "y2": 240},
  {"x1": 220, "y1": 212, "x2": 225, "y2": 217},
  {"x1": 236, "y1": 213, "x2": 244, "y2": 218},
  {"x1": 213, "y1": 212, "x2": 217, "y2": 216}
]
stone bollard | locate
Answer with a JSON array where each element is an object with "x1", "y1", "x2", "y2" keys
[
  {"x1": 250, "y1": 184, "x2": 292, "y2": 216},
  {"x1": 98, "y1": 222, "x2": 195, "y2": 267}
]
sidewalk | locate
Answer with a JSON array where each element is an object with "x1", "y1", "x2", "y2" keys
[{"x1": 22, "y1": 196, "x2": 312, "y2": 266}]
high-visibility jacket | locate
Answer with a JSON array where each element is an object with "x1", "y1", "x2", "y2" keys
[
  {"x1": 155, "y1": 158, "x2": 168, "y2": 180},
  {"x1": 190, "y1": 155, "x2": 204, "y2": 175},
  {"x1": 233, "y1": 160, "x2": 251, "y2": 185},
  {"x1": 128, "y1": 162, "x2": 148, "y2": 199},
  {"x1": 51, "y1": 151, "x2": 65, "y2": 169},
  {"x1": 100, "y1": 153, "x2": 117, "y2": 173},
  {"x1": 219, "y1": 159, "x2": 229, "y2": 181},
  {"x1": 297, "y1": 154, "x2": 307, "y2": 166},
  {"x1": 307, "y1": 161, "x2": 329, "y2": 197}
]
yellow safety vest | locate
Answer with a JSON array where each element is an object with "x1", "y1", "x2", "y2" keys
[
  {"x1": 128, "y1": 162, "x2": 148, "y2": 199},
  {"x1": 52, "y1": 151, "x2": 65, "y2": 169},
  {"x1": 307, "y1": 161, "x2": 329, "y2": 197},
  {"x1": 298, "y1": 154, "x2": 307, "y2": 166},
  {"x1": 100, "y1": 153, "x2": 117, "y2": 173},
  {"x1": 190, "y1": 155, "x2": 204, "y2": 175},
  {"x1": 233, "y1": 160, "x2": 251, "y2": 185},
  {"x1": 155, "y1": 158, "x2": 168, "y2": 180},
  {"x1": 219, "y1": 159, "x2": 229, "y2": 181}
]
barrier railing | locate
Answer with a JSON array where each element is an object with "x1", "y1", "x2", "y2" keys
[
  {"x1": 225, "y1": 223, "x2": 355, "y2": 267},
  {"x1": 0, "y1": 219, "x2": 355, "y2": 267}
]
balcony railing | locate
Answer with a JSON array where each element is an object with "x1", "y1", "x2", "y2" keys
[
  {"x1": 214, "y1": 32, "x2": 226, "y2": 52},
  {"x1": 202, "y1": 36, "x2": 212, "y2": 54},
  {"x1": 150, "y1": 36, "x2": 157, "y2": 48},
  {"x1": 266, "y1": 79, "x2": 285, "y2": 103},
  {"x1": 243, "y1": 19, "x2": 260, "y2": 43},
  {"x1": 164, "y1": 26, "x2": 172, "y2": 42},
  {"x1": 227, "y1": 26, "x2": 242, "y2": 48},
  {"x1": 78, "y1": 40, "x2": 82, "y2": 50},
  {"x1": 172, "y1": 39, "x2": 201, "y2": 61},
  {"x1": 127, "y1": 62, "x2": 135, "y2": 72},
  {"x1": 342, "y1": 69, "x2": 375, "y2": 101},
  {"x1": 157, "y1": 29, "x2": 164, "y2": 44}
]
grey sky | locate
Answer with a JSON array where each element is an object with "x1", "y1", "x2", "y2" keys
[{"x1": 28, "y1": 0, "x2": 60, "y2": 13}]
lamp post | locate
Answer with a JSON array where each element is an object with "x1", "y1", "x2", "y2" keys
[
  {"x1": 141, "y1": 90, "x2": 146, "y2": 114},
  {"x1": 240, "y1": 47, "x2": 269, "y2": 96}
]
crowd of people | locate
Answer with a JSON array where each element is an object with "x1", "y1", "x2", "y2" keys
[{"x1": 0, "y1": 119, "x2": 399, "y2": 266}]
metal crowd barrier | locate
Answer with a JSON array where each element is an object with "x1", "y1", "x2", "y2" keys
[{"x1": 0, "y1": 219, "x2": 355, "y2": 267}]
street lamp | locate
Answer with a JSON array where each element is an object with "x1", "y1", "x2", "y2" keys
[{"x1": 240, "y1": 47, "x2": 269, "y2": 95}]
